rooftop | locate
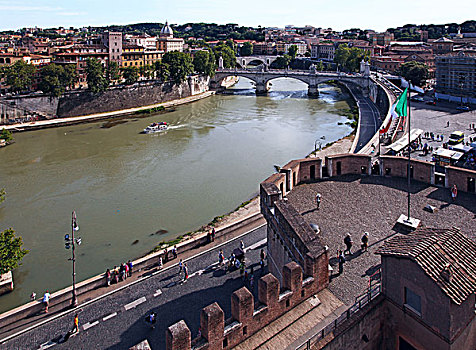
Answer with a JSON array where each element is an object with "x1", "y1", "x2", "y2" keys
[
  {"x1": 377, "y1": 227, "x2": 476, "y2": 305},
  {"x1": 286, "y1": 175, "x2": 475, "y2": 305}
]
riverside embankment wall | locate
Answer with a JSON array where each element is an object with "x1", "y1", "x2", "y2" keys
[{"x1": 0, "y1": 75, "x2": 209, "y2": 121}]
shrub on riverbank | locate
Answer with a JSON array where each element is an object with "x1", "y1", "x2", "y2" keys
[{"x1": 134, "y1": 106, "x2": 166, "y2": 115}]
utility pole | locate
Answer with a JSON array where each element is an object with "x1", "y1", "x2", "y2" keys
[{"x1": 65, "y1": 211, "x2": 81, "y2": 307}]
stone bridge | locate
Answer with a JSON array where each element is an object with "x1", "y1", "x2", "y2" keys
[
  {"x1": 211, "y1": 61, "x2": 371, "y2": 96},
  {"x1": 236, "y1": 55, "x2": 280, "y2": 68}
]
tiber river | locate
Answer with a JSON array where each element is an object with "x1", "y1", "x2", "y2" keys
[{"x1": 0, "y1": 78, "x2": 353, "y2": 311}]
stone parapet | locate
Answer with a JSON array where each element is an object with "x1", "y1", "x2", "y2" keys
[{"x1": 166, "y1": 262, "x2": 317, "y2": 350}]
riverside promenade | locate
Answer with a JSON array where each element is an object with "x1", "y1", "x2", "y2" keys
[{"x1": 1, "y1": 90, "x2": 216, "y2": 132}]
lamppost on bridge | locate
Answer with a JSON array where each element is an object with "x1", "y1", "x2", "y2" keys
[{"x1": 64, "y1": 211, "x2": 82, "y2": 307}]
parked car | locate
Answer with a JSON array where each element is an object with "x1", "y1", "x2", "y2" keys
[{"x1": 456, "y1": 105, "x2": 470, "y2": 111}]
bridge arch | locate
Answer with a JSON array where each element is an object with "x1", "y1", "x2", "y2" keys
[{"x1": 236, "y1": 56, "x2": 280, "y2": 68}]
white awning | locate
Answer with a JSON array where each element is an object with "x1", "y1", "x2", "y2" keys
[{"x1": 387, "y1": 129, "x2": 424, "y2": 153}]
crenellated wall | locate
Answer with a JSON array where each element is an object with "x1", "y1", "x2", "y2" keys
[{"x1": 166, "y1": 262, "x2": 320, "y2": 350}]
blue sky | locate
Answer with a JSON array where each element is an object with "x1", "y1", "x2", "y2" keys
[{"x1": 0, "y1": 0, "x2": 473, "y2": 31}]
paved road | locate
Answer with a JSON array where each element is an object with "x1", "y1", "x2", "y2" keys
[
  {"x1": 1, "y1": 226, "x2": 267, "y2": 350},
  {"x1": 351, "y1": 88, "x2": 382, "y2": 153}
]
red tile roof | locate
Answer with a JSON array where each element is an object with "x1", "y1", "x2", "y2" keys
[{"x1": 377, "y1": 227, "x2": 476, "y2": 305}]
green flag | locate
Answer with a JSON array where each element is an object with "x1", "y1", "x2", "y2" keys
[{"x1": 393, "y1": 87, "x2": 408, "y2": 118}]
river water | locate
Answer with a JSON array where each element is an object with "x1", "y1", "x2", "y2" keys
[{"x1": 0, "y1": 78, "x2": 353, "y2": 311}]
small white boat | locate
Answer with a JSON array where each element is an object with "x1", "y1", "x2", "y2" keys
[{"x1": 141, "y1": 122, "x2": 168, "y2": 134}]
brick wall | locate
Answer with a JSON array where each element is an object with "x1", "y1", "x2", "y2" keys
[
  {"x1": 381, "y1": 156, "x2": 434, "y2": 183},
  {"x1": 326, "y1": 154, "x2": 372, "y2": 177},
  {"x1": 446, "y1": 166, "x2": 476, "y2": 194},
  {"x1": 166, "y1": 262, "x2": 320, "y2": 350}
]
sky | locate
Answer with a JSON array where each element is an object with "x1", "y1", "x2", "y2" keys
[{"x1": 0, "y1": 0, "x2": 474, "y2": 32}]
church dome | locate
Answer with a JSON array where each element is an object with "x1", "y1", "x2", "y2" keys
[{"x1": 160, "y1": 21, "x2": 173, "y2": 37}]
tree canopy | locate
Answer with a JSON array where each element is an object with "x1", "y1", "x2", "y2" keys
[
  {"x1": 106, "y1": 61, "x2": 121, "y2": 84},
  {"x1": 154, "y1": 60, "x2": 170, "y2": 82},
  {"x1": 38, "y1": 63, "x2": 77, "y2": 97},
  {"x1": 288, "y1": 45, "x2": 298, "y2": 59},
  {"x1": 121, "y1": 66, "x2": 139, "y2": 85},
  {"x1": 193, "y1": 50, "x2": 216, "y2": 76},
  {"x1": 161, "y1": 51, "x2": 194, "y2": 84},
  {"x1": 0, "y1": 60, "x2": 36, "y2": 93},
  {"x1": 334, "y1": 45, "x2": 369, "y2": 72},
  {"x1": 213, "y1": 42, "x2": 236, "y2": 68},
  {"x1": 85, "y1": 58, "x2": 108, "y2": 93},
  {"x1": 0, "y1": 228, "x2": 29, "y2": 275},
  {"x1": 240, "y1": 42, "x2": 253, "y2": 56},
  {"x1": 399, "y1": 61, "x2": 429, "y2": 86},
  {"x1": 0, "y1": 128, "x2": 13, "y2": 143}
]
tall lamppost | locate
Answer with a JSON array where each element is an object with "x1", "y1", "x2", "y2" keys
[{"x1": 65, "y1": 211, "x2": 81, "y2": 307}]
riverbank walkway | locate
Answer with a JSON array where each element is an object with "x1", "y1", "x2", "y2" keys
[{"x1": 1, "y1": 91, "x2": 216, "y2": 132}]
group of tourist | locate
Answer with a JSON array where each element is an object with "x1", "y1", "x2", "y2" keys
[
  {"x1": 336, "y1": 232, "x2": 369, "y2": 275},
  {"x1": 105, "y1": 260, "x2": 133, "y2": 286}
]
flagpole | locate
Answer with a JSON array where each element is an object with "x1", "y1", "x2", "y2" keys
[{"x1": 407, "y1": 82, "x2": 411, "y2": 221}]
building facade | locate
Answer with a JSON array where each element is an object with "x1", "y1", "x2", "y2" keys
[{"x1": 435, "y1": 51, "x2": 476, "y2": 103}]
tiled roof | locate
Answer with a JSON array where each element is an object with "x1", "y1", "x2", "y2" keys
[{"x1": 377, "y1": 227, "x2": 476, "y2": 305}]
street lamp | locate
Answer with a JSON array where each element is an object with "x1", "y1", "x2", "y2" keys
[{"x1": 65, "y1": 211, "x2": 81, "y2": 307}]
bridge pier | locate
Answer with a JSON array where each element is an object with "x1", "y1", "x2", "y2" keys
[
  {"x1": 308, "y1": 85, "x2": 319, "y2": 97},
  {"x1": 255, "y1": 82, "x2": 269, "y2": 95}
]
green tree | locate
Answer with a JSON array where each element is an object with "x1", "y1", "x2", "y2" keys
[
  {"x1": 139, "y1": 64, "x2": 154, "y2": 80},
  {"x1": 399, "y1": 61, "x2": 429, "y2": 86},
  {"x1": 85, "y1": 58, "x2": 108, "y2": 93},
  {"x1": 0, "y1": 228, "x2": 29, "y2": 275},
  {"x1": 0, "y1": 128, "x2": 13, "y2": 143},
  {"x1": 213, "y1": 42, "x2": 236, "y2": 68},
  {"x1": 288, "y1": 45, "x2": 298, "y2": 59},
  {"x1": 162, "y1": 51, "x2": 194, "y2": 84},
  {"x1": 106, "y1": 61, "x2": 121, "y2": 85},
  {"x1": 315, "y1": 61, "x2": 324, "y2": 71},
  {"x1": 334, "y1": 44, "x2": 369, "y2": 72},
  {"x1": 193, "y1": 50, "x2": 216, "y2": 76},
  {"x1": 271, "y1": 54, "x2": 292, "y2": 69},
  {"x1": 154, "y1": 60, "x2": 170, "y2": 82},
  {"x1": 121, "y1": 66, "x2": 139, "y2": 85},
  {"x1": 240, "y1": 42, "x2": 253, "y2": 56},
  {"x1": 38, "y1": 63, "x2": 77, "y2": 97},
  {"x1": 1, "y1": 60, "x2": 37, "y2": 93}
]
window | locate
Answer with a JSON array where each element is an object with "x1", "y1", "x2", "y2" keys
[{"x1": 404, "y1": 287, "x2": 421, "y2": 315}]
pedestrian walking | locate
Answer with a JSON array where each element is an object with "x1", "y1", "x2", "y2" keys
[
  {"x1": 250, "y1": 274, "x2": 254, "y2": 289},
  {"x1": 315, "y1": 193, "x2": 321, "y2": 209},
  {"x1": 240, "y1": 261, "x2": 245, "y2": 276},
  {"x1": 218, "y1": 250, "x2": 224, "y2": 266},
  {"x1": 343, "y1": 234, "x2": 353, "y2": 255},
  {"x1": 158, "y1": 256, "x2": 163, "y2": 269},
  {"x1": 211, "y1": 228, "x2": 216, "y2": 241},
  {"x1": 127, "y1": 260, "x2": 133, "y2": 277},
  {"x1": 30, "y1": 292, "x2": 36, "y2": 301},
  {"x1": 163, "y1": 248, "x2": 168, "y2": 263},
  {"x1": 240, "y1": 240, "x2": 245, "y2": 251},
  {"x1": 42, "y1": 290, "x2": 51, "y2": 313},
  {"x1": 172, "y1": 246, "x2": 178, "y2": 259},
  {"x1": 244, "y1": 269, "x2": 248, "y2": 282},
  {"x1": 338, "y1": 250, "x2": 345, "y2": 274},
  {"x1": 145, "y1": 312, "x2": 157, "y2": 329},
  {"x1": 183, "y1": 263, "x2": 189, "y2": 281},
  {"x1": 260, "y1": 249, "x2": 266, "y2": 261},
  {"x1": 124, "y1": 263, "x2": 129, "y2": 279},
  {"x1": 361, "y1": 232, "x2": 369, "y2": 252},
  {"x1": 73, "y1": 314, "x2": 79, "y2": 334},
  {"x1": 447, "y1": 121, "x2": 449, "y2": 127},
  {"x1": 178, "y1": 259, "x2": 183, "y2": 274},
  {"x1": 451, "y1": 184, "x2": 458, "y2": 201},
  {"x1": 105, "y1": 269, "x2": 111, "y2": 286}
]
